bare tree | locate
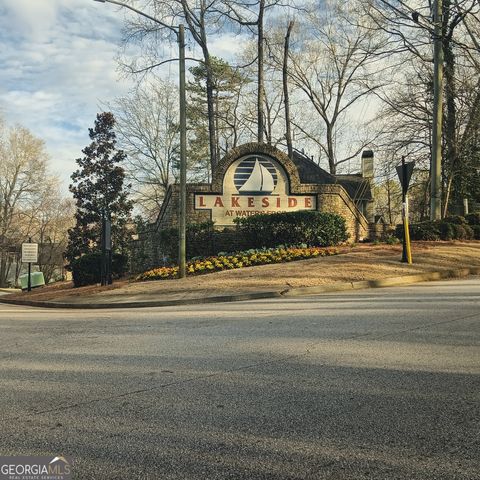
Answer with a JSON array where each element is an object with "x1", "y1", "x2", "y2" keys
[
  {"x1": 109, "y1": 79, "x2": 180, "y2": 220},
  {"x1": 0, "y1": 121, "x2": 49, "y2": 286},
  {"x1": 217, "y1": 0, "x2": 298, "y2": 144},
  {"x1": 284, "y1": 2, "x2": 388, "y2": 174},
  {"x1": 361, "y1": 0, "x2": 480, "y2": 214},
  {"x1": 26, "y1": 183, "x2": 75, "y2": 284},
  {"x1": 235, "y1": 35, "x2": 292, "y2": 148},
  {"x1": 120, "y1": 0, "x2": 224, "y2": 172}
]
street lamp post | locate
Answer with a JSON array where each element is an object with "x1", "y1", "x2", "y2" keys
[{"x1": 93, "y1": 0, "x2": 187, "y2": 278}]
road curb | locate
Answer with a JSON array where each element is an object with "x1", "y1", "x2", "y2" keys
[
  {"x1": 0, "y1": 267, "x2": 479, "y2": 310},
  {"x1": 0, "y1": 290, "x2": 284, "y2": 309},
  {"x1": 282, "y1": 267, "x2": 480, "y2": 296}
]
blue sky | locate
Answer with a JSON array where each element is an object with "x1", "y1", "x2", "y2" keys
[
  {"x1": 0, "y1": 0, "x2": 245, "y2": 196},
  {"x1": 0, "y1": 1, "x2": 244, "y2": 195},
  {"x1": 0, "y1": 0, "x2": 136, "y2": 191}
]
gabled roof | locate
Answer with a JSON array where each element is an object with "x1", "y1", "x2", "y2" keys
[
  {"x1": 291, "y1": 150, "x2": 336, "y2": 184},
  {"x1": 291, "y1": 150, "x2": 372, "y2": 201}
]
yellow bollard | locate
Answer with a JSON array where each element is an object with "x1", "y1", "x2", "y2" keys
[{"x1": 404, "y1": 216, "x2": 413, "y2": 264}]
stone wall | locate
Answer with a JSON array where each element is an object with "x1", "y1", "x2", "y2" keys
[
  {"x1": 156, "y1": 184, "x2": 214, "y2": 230},
  {"x1": 369, "y1": 222, "x2": 395, "y2": 241},
  {"x1": 315, "y1": 185, "x2": 370, "y2": 242}
]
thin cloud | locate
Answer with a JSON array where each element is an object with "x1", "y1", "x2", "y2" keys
[
  {"x1": 0, "y1": 0, "x2": 134, "y2": 190},
  {"x1": 0, "y1": 0, "x2": 251, "y2": 194}
]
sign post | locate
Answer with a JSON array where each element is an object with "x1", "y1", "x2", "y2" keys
[
  {"x1": 21, "y1": 238, "x2": 38, "y2": 292},
  {"x1": 101, "y1": 211, "x2": 112, "y2": 286},
  {"x1": 396, "y1": 157, "x2": 415, "y2": 264}
]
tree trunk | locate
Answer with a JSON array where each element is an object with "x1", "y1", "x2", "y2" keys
[
  {"x1": 264, "y1": 90, "x2": 272, "y2": 144},
  {"x1": 326, "y1": 125, "x2": 336, "y2": 174},
  {"x1": 387, "y1": 181, "x2": 393, "y2": 224},
  {"x1": 203, "y1": 52, "x2": 218, "y2": 172},
  {"x1": 422, "y1": 179, "x2": 430, "y2": 220},
  {"x1": 0, "y1": 252, "x2": 9, "y2": 288},
  {"x1": 283, "y1": 21, "x2": 294, "y2": 159},
  {"x1": 257, "y1": 0, "x2": 265, "y2": 143},
  {"x1": 14, "y1": 252, "x2": 22, "y2": 287},
  {"x1": 214, "y1": 90, "x2": 220, "y2": 162}
]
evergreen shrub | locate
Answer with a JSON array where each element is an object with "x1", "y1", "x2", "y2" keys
[
  {"x1": 471, "y1": 225, "x2": 480, "y2": 240},
  {"x1": 458, "y1": 224, "x2": 474, "y2": 240},
  {"x1": 465, "y1": 213, "x2": 480, "y2": 225},
  {"x1": 438, "y1": 221, "x2": 455, "y2": 241},
  {"x1": 466, "y1": 224, "x2": 475, "y2": 239},
  {"x1": 465, "y1": 213, "x2": 480, "y2": 239},
  {"x1": 234, "y1": 211, "x2": 349, "y2": 248},
  {"x1": 444, "y1": 215, "x2": 467, "y2": 225},
  {"x1": 396, "y1": 221, "x2": 440, "y2": 241},
  {"x1": 395, "y1": 215, "x2": 479, "y2": 241},
  {"x1": 156, "y1": 221, "x2": 215, "y2": 263},
  {"x1": 70, "y1": 252, "x2": 128, "y2": 287}
]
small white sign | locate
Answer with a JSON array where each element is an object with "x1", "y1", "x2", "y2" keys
[{"x1": 22, "y1": 243, "x2": 38, "y2": 263}]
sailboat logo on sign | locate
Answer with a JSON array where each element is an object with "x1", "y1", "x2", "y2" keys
[{"x1": 233, "y1": 156, "x2": 278, "y2": 195}]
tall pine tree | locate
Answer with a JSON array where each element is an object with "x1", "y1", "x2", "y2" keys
[
  {"x1": 65, "y1": 112, "x2": 132, "y2": 262},
  {"x1": 188, "y1": 57, "x2": 249, "y2": 179}
]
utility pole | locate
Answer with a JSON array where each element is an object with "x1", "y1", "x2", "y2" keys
[
  {"x1": 431, "y1": 0, "x2": 443, "y2": 220},
  {"x1": 257, "y1": 0, "x2": 265, "y2": 144},
  {"x1": 178, "y1": 24, "x2": 187, "y2": 279}
]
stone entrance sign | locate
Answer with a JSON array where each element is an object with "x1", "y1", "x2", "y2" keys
[
  {"x1": 195, "y1": 153, "x2": 316, "y2": 226},
  {"x1": 147, "y1": 143, "x2": 372, "y2": 253}
]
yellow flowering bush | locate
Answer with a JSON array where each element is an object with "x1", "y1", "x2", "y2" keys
[{"x1": 135, "y1": 246, "x2": 338, "y2": 282}]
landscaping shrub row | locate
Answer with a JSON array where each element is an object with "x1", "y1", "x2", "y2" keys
[
  {"x1": 136, "y1": 246, "x2": 338, "y2": 281},
  {"x1": 72, "y1": 211, "x2": 349, "y2": 285},
  {"x1": 135, "y1": 211, "x2": 350, "y2": 271},
  {"x1": 234, "y1": 211, "x2": 349, "y2": 248},
  {"x1": 395, "y1": 214, "x2": 480, "y2": 241}
]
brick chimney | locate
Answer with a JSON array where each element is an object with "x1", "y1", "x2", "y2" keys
[
  {"x1": 361, "y1": 150, "x2": 374, "y2": 179},
  {"x1": 361, "y1": 150, "x2": 375, "y2": 224}
]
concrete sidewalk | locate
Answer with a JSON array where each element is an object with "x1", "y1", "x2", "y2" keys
[{"x1": 1, "y1": 241, "x2": 479, "y2": 309}]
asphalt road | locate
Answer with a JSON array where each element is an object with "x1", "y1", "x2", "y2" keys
[{"x1": 0, "y1": 278, "x2": 479, "y2": 480}]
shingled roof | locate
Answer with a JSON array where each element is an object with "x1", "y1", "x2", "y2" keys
[{"x1": 291, "y1": 150, "x2": 372, "y2": 201}]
